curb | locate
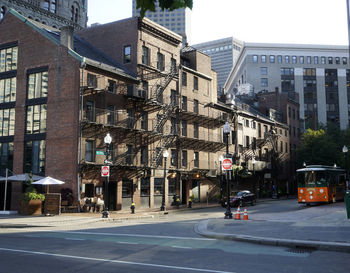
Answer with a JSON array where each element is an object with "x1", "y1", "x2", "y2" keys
[{"x1": 194, "y1": 219, "x2": 350, "y2": 253}]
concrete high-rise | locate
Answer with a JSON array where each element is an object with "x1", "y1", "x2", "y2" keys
[
  {"x1": 224, "y1": 42, "x2": 350, "y2": 130},
  {"x1": 193, "y1": 37, "x2": 243, "y2": 97},
  {"x1": 132, "y1": 0, "x2": 191, "y2": 44},
  {"x1": 0, "y1": 0, "x2": 88, "y2": 29}
]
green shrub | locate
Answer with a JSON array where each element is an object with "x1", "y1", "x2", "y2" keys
[{"x1": 22, "y1": 190, "x2": 45, "y2": 202}]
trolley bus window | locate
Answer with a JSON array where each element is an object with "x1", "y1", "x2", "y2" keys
[{"x1": 297, "y1": 171, "x2": 327, "y2": 187}]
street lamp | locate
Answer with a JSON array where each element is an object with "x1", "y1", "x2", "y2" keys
[
  {"x1": 161, "y1": 149, "x2": 169, "y2": 211},
  {"x1": 252, "y1": 156, "x2": 256, "y2": 197},
  {"x1": 102, "y1": 133, "x2": 112, "y2": 218},
  {"x1": 343, "y1": 145, "x2": 348, "y2": 189},
  {"x1": 219, "y1": 155, "x2": 224, "y2": 202},
  {"x1": 223, "y1": 122, "x2": 232, "y2": 219}
]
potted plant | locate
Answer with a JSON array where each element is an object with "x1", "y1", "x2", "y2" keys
[{"x1": 19, "y1": 178, "x2": 45, "y2": 215}]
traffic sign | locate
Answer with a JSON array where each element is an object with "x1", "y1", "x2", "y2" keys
[
  {"x1": 222, "y1": 158, "x2": 232, "y2": 171},
  {"x1": 101, "y1": 166, "x2": 110, "y2": 177},
  {"x1": 96, "y1": 151, "x2": 106, "y2": 155}
]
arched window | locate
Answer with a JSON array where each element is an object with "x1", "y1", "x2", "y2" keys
[
  {"x1": 44, "y1": 0, "x2": 56, "y2": 13},
  {"x1": 0, "y1": 6, "x2": 6, "y2": 20},
  {"x1": 71, "y1": 2, "x2": 79, "y2": 23}
]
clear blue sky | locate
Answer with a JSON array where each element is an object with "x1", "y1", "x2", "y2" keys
[{"x1": 88, "y1": 0, "x2": 349, "y2": 46}]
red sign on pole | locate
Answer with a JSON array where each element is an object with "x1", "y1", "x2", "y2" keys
[
  {"x1": 222, "y1": 158, "x2": 232, "y2": 171},
  {"x1": 101, "y1": 166, "x2": 110, "y2": 177}
]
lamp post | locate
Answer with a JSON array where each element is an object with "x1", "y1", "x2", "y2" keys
[
  {"x1": 223, "y1": 121, "x2": 232, "y2": 219},
  {"x1": 161, "y1": 149, "x2": 169, "y2": 211},
  {"x1": 252, "y1": 156, "x2": 256, "y2": 197},
  {"x1": 102, "y1": 133, "x2": 112, "y2": 218},
  {"x1": 343, "y1": 145, "x2": 348, "y2": 189},
  {"x1": 219, "y1": 155, "x2": 224, "y2": 202}
]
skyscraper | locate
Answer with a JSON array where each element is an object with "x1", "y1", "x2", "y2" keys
[
  {"x1": 193, "y1": 37, "x2": 243, "y2": 97},
  {"x1": 0, "y1": 0, "x2": 88, "y2": 29},
  {"x1": 132, "y1": 0, "x2": 191, "y2": 44}
]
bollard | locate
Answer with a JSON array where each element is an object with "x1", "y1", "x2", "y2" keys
[{"x1": 130, "y1": 202, "x2": 135, "y2": 214}]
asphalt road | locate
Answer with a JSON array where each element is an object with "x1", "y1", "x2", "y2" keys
[{"x1": 0, "y1": 199, "x2": 349, "y2": 273}]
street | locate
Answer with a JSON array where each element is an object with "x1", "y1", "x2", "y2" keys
[{"x1": 0, "y1": 199, "x2": 350, "y2": 273}]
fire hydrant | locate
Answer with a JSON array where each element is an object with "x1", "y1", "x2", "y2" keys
[
  {"x1": 130, "y1": 202, "x2": 135, "y2": 214},
  {"x1": 188, "y1": 197, "x2": 192, "y2": 208},
  {"x1": 176, "y1": 198, "x2": 180, "y2": 208}
]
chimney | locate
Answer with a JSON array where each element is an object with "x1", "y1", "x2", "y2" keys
[{"x1": 60, "y1": 25, "x2": 74, "y2": 49}]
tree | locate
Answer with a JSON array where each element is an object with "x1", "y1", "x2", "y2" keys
[{"x1": 136, "y1": 0, "x2": 193, "y2": 17}]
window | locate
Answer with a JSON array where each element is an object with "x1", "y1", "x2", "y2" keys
[
  {"x1": 194, "y1": 151, "x2": 199, "y2": 168},
  {"x1": 193, "y1": 122, "x2": 199, "y2": 138},
  {"x1": 122, "y1": 179, "x2": 133, "y2": 198},
  {"x1": 0, "y1": 46, "x2": 18, "y2": 73},
  {"x1": 335, "y1": 57, "x2": 340, "y2": 64},
  {"x1": 141, "y1": 112, "x2": 148, "y2": 130},
  {"x1": 126, "y1": 145, "x2": 133, "y2": 165},
  {"x1": 0, "y1": 108, "x2": 15, "y2": 136},
  {"x1": 71, "y1": 4, "x2": 79, "y2": 23},
  {"x1": 193, "y1": 76, "x2": 198, "y2": 90},
  {"x1": 171, "y1": 149, "x2": 176, "y2": 166},
  {"x1": 0, "y1": 142, "x2": 13, "y2": 175},
  {"x1": 141, "y1": 146, "x2": 148, "y2": 165},
  {"x1": 277, "y1": 55, "x2": 282, "y2": 63},
  {"x1": 182, "y1": 72, "x2": 187, "y2": 86},
  {"x1": 0, "y1": 77, "x2": 16, "y2": 103},
  {"x1": 107, "y1": 105, "x2": 114, "y2": 125},
  {"x1": 245, "y1": 136, "x2": 250, "y2": 148},
  {"x1": 171, "y1": 58, "x2": 176, "y2": 72},
  {"x1": 24, "y1": 140, "x2": 46, "y2": 175},
  {"x1": 182, "y1": 150, "x2": 187, "y2": 167},
  {"x1": 292, "y1": 56, "x2": 297, "y2": 64},
  {"x1": 261, "y1": 55, "x2": 266, "y2": 63},
  {"x1": 252, "y1": 55, "x2": 258, "y2": 63},
  {"x1": 27, "y1": 71, "x2": 48, "y2": 99},
  {"x1": 124, "y1": 46, "x2": 131, "y2": 63},
  {"x1": 258, "y1": 123, "x2": 261, "y2": 138},
  {"x1": 26, "y1": 104, "x2": 47, "y2": 134},
  {"x1": 87, "y1": 73, "x2": 97, "y2": 88},
  {"x1": 181, "y1": 96, "x2": 187, "y2": 111},
  {"x1": 44, "y1": 0, "x2": 56, "y2": 13},
  {"x1": 261, "y1": 78, "x2": 268, "y2": 87},
  {"x1": 307, "y1": 56, "x2": 311, "y2": 64},
  {"x1": 142, "y1": 46, "x2": 150, "y2": 65},
  {"x1": 285, "y1": 56, "x2": 290, "y2": 63},
  {"x1": 181, "y1": 120, "x2": 187, "y2": 136},
  {"x1": 0, "y1": 6, "x2": 6, "y2": 20},
  {"x1": 314, "y1": 56, "x2": 319, "y2": 64},
  {"x1": 154, "y1": 178, "x2": 163, "y2": 195},
  {"x1": 299, "y1": 56, "x2": 304, "y2": 64},
  {"x1": 321, "y1": 56, "x2": 326, "y2": 64},
  {"x1": 328, "y1": 57, "x2": 333, "y2": 64},
  {"x1": 108, "y1": 80, "x2": 116, "y2": 93},
  {"x1": 84, "y1": 140, "x2": 95, "y2": 162},
  {"x1": 157, "y1": 52, "x2": 165, "y2": 71},
  {"x1": 269, "y1": 55, "x2": 275, "y2": 63},
  {"x1": 193, "y1": 99, "x2": 199, "y2": 114},
  {"x1": 141, "y1": 178, "x2": 150, "y2": 196},
  {"x1": 281, "y1": 68, "x2": 294, "y2": 75},
  {"x1": 303, "y1": 68, "x2": 316, "y2": 76},
  {"x1": 342, "y1": 57, "x2": 348, "y2": 65},
  {"x1": 245, "y1": 119, "x2": 250, "y2": 127},
  {"x1": 260, "y1": 67, "x2": 267, "y2": 75}
]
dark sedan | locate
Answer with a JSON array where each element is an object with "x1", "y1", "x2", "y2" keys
[{"x1": 221, "y1": 190, "x2": 256, "y2": 207}]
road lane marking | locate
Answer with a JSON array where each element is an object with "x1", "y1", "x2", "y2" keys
[
  {"x1": 0, "y1": 247, "x2": 235, "y2": 273},
  {"x1": 116, "y1": 241, "x2": 139, "y2": 245},
  {"x1": 64, "y1": 238, "x2": 85, "y2": 241},
  {"x1": 171, "y1": 246, "x2": 192, "y2": 249},
  {"x1": 34, "y1": 230, "x2": 216, "y2": 241}
]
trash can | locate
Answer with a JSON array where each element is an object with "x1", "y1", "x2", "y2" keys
[{"x1": 345, "y1": 191, "x2": 350, "y2": 219}]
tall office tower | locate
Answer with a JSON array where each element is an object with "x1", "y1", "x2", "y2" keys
[
  {"x1": 225, "y1": 42, "x2": 350, "y2": 130},
  {"x1": 0, "y1": 0, "x2": 88, "y2": 29},
  {"x1": 193, "y1": 37, "x2": 243, "y2": 98},
  {"x1": 132, "y1": 0, "x2": 191, "y2": 44}
]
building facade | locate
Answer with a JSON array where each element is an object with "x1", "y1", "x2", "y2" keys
[
  {"x1": 0, "y1": 0, "x2": 88, "y2": 29},
  {"x1": 193, "y1": 37, "x2": 243, "y2": 97},
  {"x1": 132, "y1": 0, "x2": 191, "y2": 45},
  {"x1": 224, "y1": 43, "x2": 350, "y2": 130}
]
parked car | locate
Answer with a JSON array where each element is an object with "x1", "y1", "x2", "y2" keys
[{"x1": 221, "y1": 190, "x2": 256, "y2": 207}]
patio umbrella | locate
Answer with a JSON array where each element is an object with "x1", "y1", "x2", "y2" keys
[{"x1": 32, "y1": 176, "x2": 65, "y2": 193}]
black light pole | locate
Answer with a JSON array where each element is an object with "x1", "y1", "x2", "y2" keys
[
  {"x1": 252, "y1": 156, "x2": 256, "y2": 196},
  {"x1": 223, "y1": 122, "x2": 232, "y2": 219},
  {"x1": 343, "y1": 145, "x2": 348, "y2": 190},
  {"x1": 102, "y1": 133, "x2": 112, "y2": 218},
  {"x1": 161, "y1": 149, "x2": 168, "y2": 211},
  {"x1": 219, "y1": 155, "x2": 224, "y2": 202}
]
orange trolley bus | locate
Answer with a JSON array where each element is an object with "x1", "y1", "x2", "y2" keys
[{"x1": 297, "y1": 165, "x2": 346, "y2": 204}]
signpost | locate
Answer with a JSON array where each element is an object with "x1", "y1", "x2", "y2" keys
[
  {"x1": 222, "y1": 158, "x2": 232, "y2": 171},
  {"x1": 101, "y1": 166, "x2": 110, "y2": 177}
]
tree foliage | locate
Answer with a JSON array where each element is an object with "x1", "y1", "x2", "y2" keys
[
  {"x1": 136, "y1": 0, "x2": 193, "y2": 17},
  {"x1": 296, "y1": 125, "x2": 350, "y2": 169}
]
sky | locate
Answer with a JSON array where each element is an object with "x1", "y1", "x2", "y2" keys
[{"x1": 88, "y1": 0, "x2": 349, "y2": 46}]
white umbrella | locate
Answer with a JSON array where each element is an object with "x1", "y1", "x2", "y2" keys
[
  {"x1": 32, "y1": 176, "x2": 65, "y2": 193},
  {"x1": 0, "y1": 173, "x2": 44, "y2": 181}
]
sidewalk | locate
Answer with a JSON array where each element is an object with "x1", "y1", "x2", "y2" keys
[{"x1": 195, "y1": 202, "x2": 350, "y2": 253}]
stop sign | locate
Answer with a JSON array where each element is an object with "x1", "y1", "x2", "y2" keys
[
  {"x1": 222, "y1": 158, "x2": 232, "y2": 171},
  {"x1": 101, "y1": 166, "x2": 110, "y2": 177}
]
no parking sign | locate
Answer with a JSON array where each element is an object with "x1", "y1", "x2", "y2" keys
[
  {"x1": 101, "y1": 166, "x2": 110, "y2": 177},
  {"x1": 222, "y1": 158, "x2": 232, "y2": 171}
]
